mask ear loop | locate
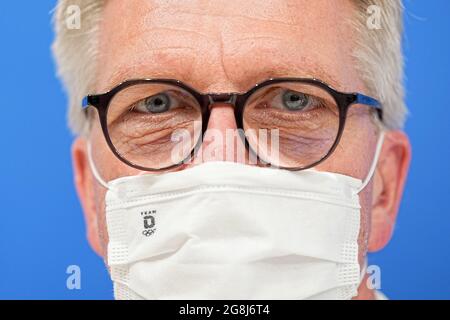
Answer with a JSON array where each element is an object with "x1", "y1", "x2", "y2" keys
[
  {"x1": 354, "y1": 131, "x2": 385, "y2": 195},
  {"x1": 360, "y1": 258, "x2": 368, "y2": 283},
  {"x1": 87, "y1": 140, "x2": 111, "y2": 190}
]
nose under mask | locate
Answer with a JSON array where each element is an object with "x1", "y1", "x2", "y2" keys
[{"x1": 88, "y1": 132, "x2": 385, "y2": 300}]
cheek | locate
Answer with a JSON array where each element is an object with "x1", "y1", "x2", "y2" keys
[
  {"x1": 316, "y1": 113, "x2": 378, "y2": 180},
  {"x1": 90, "y1": 121, "x2": 143, "y2": 182},
  {"x1": 93, "y1": 182, "x2": 109, "y2": 259}
]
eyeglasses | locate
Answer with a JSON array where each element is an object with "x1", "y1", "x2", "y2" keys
[{"x1": 82, "y1": 78, "x2": 382, "y2": 171}]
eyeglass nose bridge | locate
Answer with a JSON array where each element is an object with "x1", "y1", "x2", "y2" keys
[{"x1": 207, "y1": 93, "x2": 238, "y2": 109}]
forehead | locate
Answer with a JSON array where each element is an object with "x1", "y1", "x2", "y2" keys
[{"x1": 97, "y1": 0, "x2": 362, "y2": 93}]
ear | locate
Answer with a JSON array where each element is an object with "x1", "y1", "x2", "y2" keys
[
  {"x1": 368, "y1": 130, "x2": 411, "y2": 251},
  {"x1": 72, "y1": 137, "x2": 103, "y2": 256}
]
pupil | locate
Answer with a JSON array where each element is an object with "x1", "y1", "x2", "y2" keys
[
  {"x1": 145, "y1": 93, "x2": 170, "y2": 113},
  {"x1": 283, "y1": 90, "x2": 308, "y2": 110}
]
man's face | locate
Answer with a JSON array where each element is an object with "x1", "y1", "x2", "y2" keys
[{"x1": 73, "y1": 0, "x2": 410, "y2": 298}]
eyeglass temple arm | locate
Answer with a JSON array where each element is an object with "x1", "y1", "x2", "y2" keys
[
  {"x1": 82, "y1": 95, "x2": 101, "y2": 109},
  {"x1": 354, "y1": 93, "x2": 383, "y2": 120},
  {"x1": 82, "y1": 96, "x2": 90, "y2": 109},
  {"x1": 355, "y1": 93, "x2": 381, "y2": 109}
]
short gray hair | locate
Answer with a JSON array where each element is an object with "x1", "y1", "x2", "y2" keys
[{"x1": 52, "y1": 0, "x2": 406, "y2": 136}]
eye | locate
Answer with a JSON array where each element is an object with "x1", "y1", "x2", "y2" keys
[
  {"x1": 134, "y1": 92, "x2": 172, "y2": 113},
  {"x1": 282, "y1": 90, "x2": 312, "y2": 111}
]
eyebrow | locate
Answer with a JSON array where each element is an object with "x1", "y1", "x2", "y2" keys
[
  {"x1": 102, "y1": 65, "x2": 191, "y2": 93},
  {"x1": 238, "y1": 64, "x2": 343, "y2": 92}
]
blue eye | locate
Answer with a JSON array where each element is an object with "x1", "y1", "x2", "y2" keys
[
  {"x1": 282, "y1": 90, "x2": 311, "y2": 111},
  {"x1": 140, "y1": 93, "x2": 171, "y2": 113}
]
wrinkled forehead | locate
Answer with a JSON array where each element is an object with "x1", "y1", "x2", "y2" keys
[{"x1": 96, "y1": 0, "x2": 363, "y2": 94}]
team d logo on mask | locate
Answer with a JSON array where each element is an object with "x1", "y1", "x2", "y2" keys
[{"x1": 141, "y1": 210, "x2": 156, "y2": 237}]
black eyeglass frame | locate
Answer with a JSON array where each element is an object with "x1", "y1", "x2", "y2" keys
[{"x1": 82, "y1": 77, "x2": 383, "y2": 172}]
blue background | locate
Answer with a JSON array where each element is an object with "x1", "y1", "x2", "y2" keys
[{"x1": 0, "y1": 1, "x2": 449, "y2": 300}]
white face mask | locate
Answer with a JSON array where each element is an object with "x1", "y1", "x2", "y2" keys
[{"x1": 88, "y1": 133, "x2": 384, "y2": 300}]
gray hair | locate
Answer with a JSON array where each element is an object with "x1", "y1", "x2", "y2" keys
[{"x1": 52, "y1": 0, "x2": 406, "y2": 136}]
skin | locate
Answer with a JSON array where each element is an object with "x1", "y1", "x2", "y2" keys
[{"x1": 72, "y1": 0, "x2": 411, "y2": 299}]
